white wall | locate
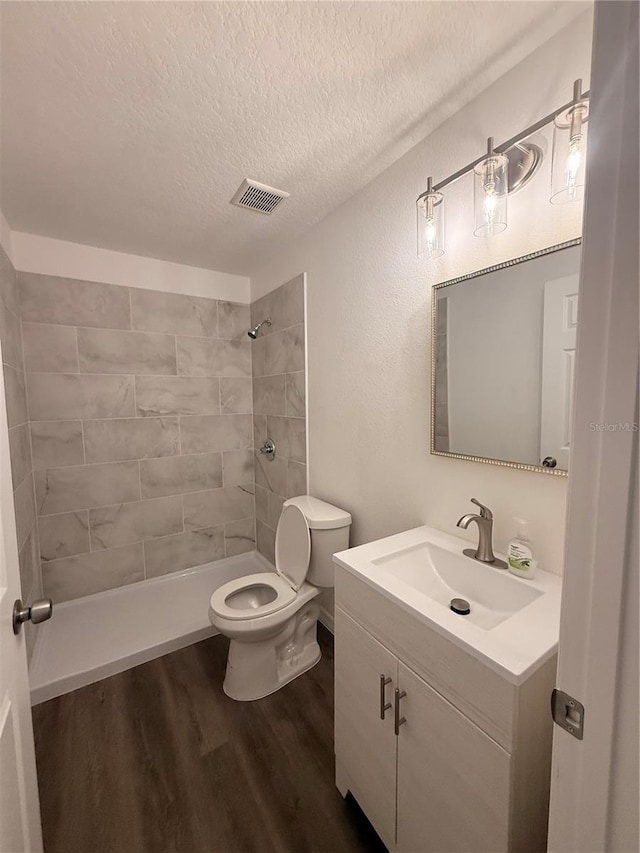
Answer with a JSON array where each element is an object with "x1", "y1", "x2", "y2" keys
[
  {"x1": 249, "y1": 12, "x2": 593, "y2": 573},
  {"x1": 8, "y1": 230, "x2": 250, "y2": 303}
]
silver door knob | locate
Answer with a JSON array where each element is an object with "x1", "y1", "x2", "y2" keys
[
  {"x1": 13, "y1": 598, "x2": 53, "y2": 635},
  {"x1": 542, "y1": 456, "x2": 558, "y2": 468}
]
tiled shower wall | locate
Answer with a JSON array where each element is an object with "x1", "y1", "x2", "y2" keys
[
  {"x1": 0, "y1": 246, "x2": 41, "y2": 660},
  {"x1": 19, "y1": 272, "x2": 256, "y2": 602},
  {"x1": 251, "y1": 275, "x2": 307, "y2": 563}
]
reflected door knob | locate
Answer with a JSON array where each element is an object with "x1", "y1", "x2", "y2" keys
[
  {"x1": 13, "y1": 598, "x2": 53, "y2": 635},
  {"x1": 542, "y1": 456, "x2": 558, "y2": 468}
]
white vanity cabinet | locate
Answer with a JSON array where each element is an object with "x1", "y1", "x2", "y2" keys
[{"x1": 334, "y1": 567, "x2": 557, "y2": 853}]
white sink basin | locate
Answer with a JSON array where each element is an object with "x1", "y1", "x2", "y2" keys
[
  {"x1": 372, "y1": 540, "x2": 542, "y2": 630},
  {"x1": 334, "y1": 525, "x2": 562, "y2": 682}
]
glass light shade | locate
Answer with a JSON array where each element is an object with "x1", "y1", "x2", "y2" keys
[
  {"x1": 417, "y1": 190, "x2": 445, "y2": 259},
  {"x1": 550, "y1": 103, "x2": 588, "y2": 204},
  {"x1": 473, "y1": 152, "x2": 508, "y2": 237}
]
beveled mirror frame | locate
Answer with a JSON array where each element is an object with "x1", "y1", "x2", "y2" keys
[{"x1": 430, "y1": 238, "x2": 582, "y2": 476}]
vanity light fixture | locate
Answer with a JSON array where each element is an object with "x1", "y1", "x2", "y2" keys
[
  {"x1": 416, "y1": 177, "x2": 445, "y2": 259},
  {"x1": 473, "y1": 137, "x2": 508, "y2": 237},
  {"x1": 416, "y1": 79, "x2": 590, "y2": 260},
  {"x1": 550, "y1": 78, "x2": 589, "y2": 204}
]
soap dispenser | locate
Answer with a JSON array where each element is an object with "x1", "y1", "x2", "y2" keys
[{"x1": 507, "y1": 518, "x2": 537, "y2": 579}]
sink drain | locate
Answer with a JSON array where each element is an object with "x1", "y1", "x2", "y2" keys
[{"x1": 450, "y1": 598, "x2": 471, "y2": 615}]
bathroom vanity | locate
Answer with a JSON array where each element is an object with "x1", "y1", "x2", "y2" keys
[{"x1": 333, "y1": 525, "x2": 562, "y2": 853}]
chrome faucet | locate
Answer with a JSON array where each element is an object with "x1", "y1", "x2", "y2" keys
[{"x1": 457, "y1": 498, "x2": 507, "y2": 569}]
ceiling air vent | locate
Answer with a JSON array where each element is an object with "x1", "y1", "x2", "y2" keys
[{"x1": 230, "y1": 179, "x2": 290, "y2": 215}]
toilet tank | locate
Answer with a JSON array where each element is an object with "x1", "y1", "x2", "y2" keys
[{"x1": 283, "y1": 496, "x2": 352, "y2": 588}]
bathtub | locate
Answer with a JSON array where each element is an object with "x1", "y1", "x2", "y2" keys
[{"x1": 29, "y1": 550, "x2": 274, "y2": 705}]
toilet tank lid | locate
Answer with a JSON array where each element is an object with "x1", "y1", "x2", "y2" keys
[{"x1": 283, "y1": 496, "x2": 352, "y2": 530}]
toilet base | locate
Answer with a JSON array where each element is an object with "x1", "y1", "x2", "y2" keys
[{"x1": 222, "y1": 601, "x2": 321, "y2": 701}]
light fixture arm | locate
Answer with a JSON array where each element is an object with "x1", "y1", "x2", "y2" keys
[{"x1": 417, "y1": 81, "x2": 590, "y2": 202}]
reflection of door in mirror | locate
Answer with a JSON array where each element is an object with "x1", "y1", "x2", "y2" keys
[{"x1": 540, "y1": 275, "x2": 579, "y2": 470}]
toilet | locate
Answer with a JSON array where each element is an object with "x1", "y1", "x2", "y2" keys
[{"x1": 209, "y1": 495, "x2": 351, "y2": 701}]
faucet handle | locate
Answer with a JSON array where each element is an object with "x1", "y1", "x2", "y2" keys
[{"x1": 470, "y1": 498, "x2": 493, "y2": 519}]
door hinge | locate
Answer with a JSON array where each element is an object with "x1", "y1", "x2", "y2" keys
[{"x1": 551, "y1": 688, "x2": 585, "y2": 740}]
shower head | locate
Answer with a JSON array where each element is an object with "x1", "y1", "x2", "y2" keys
[{"x1": 248, "y1": 318, "x2": 272, "y2": 339}]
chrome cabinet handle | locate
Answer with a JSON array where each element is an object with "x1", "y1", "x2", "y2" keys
[
  {"x1": 379, "y1": 675, "x2": 392, "y2": 719},
  {"x1": 394, "y1": 688, "x2": 407, "y2": 735},
  {"x1": 542, "y1": 456, "x2": 557, "y2": 468}
]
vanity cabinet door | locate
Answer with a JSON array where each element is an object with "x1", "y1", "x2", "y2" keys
[
  {"x1": 335, "y1": 607, "x2": 398, "y2": 850},
  {"x1": 396, "y1": 662, "x2": 511, "y2": 853}
]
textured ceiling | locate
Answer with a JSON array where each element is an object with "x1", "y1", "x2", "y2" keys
[{"x1": 0, "y1": 1, "x2": 587, "y2": 275}]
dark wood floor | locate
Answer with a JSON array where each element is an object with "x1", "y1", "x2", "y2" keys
[{"x1": 32, "y1": 626, "x2": 386, "y2": 853}]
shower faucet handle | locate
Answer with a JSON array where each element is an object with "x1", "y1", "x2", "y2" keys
[{"x1": 259, "y1": 439, "x2": 276, "y2": 460}]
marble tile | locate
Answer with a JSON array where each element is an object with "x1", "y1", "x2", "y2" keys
[
  {"x1": 253, "y1": 374, "x2": 286, "y2": 416},
  {"x1": 38, "y1": 511, "x2": 90, "y2": 562},
  {"x1": 183, "y1": 485, "x2": 254, "y2": 530},
  {"x1": 8, "y1": 423, "x2": 31, "y2": 489},
  {"x1": 19, "y1": 528, "x2": 40, "y2": 602},
  {"x1": 254, "y1": 452, "x2": 287, "y2": 497},
  {"x1": 131, "y1": 289, "x2": 217, "y2": 337},
  {"x1": 265, "y1": 416, "x2": 290, "y2": 458},
  {"x1": 19, "y1": 273, "x2": 131, "y2": 329},
  {"x1": 14, "y1": 474, "x2": 36, "y2": 550},
  {"x1": 220, "y1": 377, "x2": 252, "y2": 414},
  {"x1": 35, "y1": 461, "x2": 140, "y2": 516},
  {"x1": 0, "y1": 300, "x2": 23, "y2": 370},
  {"x1": 286, "y1": 460, "x2": 307, "y2": 499},
  {"x1": 179, "y1": 414, "x2": 253, "y2": 454},
  {"x1": 42, "y1": 543, "x2": 144, "y2": 602},
  {"x1": 285, "y1": 371, "x2": 306, "y2": 418},
  {"x1": 27, "y1": 373, "x2": 135, "y2": 421},
  {"x1": 4, "y1": 364, "x2": 28, "y2": 427},
  {"x1": 89, "y1": 496, "x2": 183, "y2": 550},
  {"x1": 83, "y1": 417, "x2": 179, "y2": 463},
  {"x1": 251, "y1": 287, "x2": 285, "y2": 335},
  {"x1": 177, "y1": 337, "x2": 251, "y2": 378},
  {"x1": 223, "y1": 450, "x2": 254, "y2": 487},
  {"x1": 30, "y1": 421, "x2": 84, "y2": 469},
  {"x1": 255, "y1": 484, "x2": 269, "y2": 524},
  {"x1": 267, "y1": 490, "x2": 285, "y2": 530},
  {"x1": 224, "y1": 517, "x2": 255, "y2": 557},
  {"x1": 23, "y1": 323, "x2": 78, "y2": 373},
  {"x1": 77, "y1": 328, "x2": 177, "y2": 375},
  {"x1": 256, "y1": 520, "x2": 275, "y2": 566},
  {"x1": 218, "y1": 301, "x2": 251, "y2": 341},
  {"x1": 265, "y1": 324, "x2": 304, "y2": 375},
  {"x1": 0, "y1": 244, "x2": 19, "y2": 316},
  {"x1": 135, "y1": 376, "x2": 220, "y2": 417},
  {"x1": 253, "y1": 414, "x2": 267, "y2": 450},
  {"x1": 250, "y1": 335, "x2": 267, "y2": 378},
  {"x1": 288, "y1": 417, "x2": 307, "y2": 463},
  {"x1": 283, "y1": 275, "x2": 305, "y2": 328},
  {"x1": 144, "y1": 527, "x2": 225, "y2": 578},
  {"x1": 139, "y1": 452, "x2": 222, "y2": 498}
]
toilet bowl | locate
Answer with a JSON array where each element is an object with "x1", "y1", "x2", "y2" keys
[{"x1": 209, "y1": 495, "x2": 351, "y2": 701}]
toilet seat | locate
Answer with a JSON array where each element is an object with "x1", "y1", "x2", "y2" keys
[
  {"x1": 210, "y1": 504, "x2": 312, "y2": 622},
  {"x1": 210, "y1": 572, "x2": 297, "y2": 620}
]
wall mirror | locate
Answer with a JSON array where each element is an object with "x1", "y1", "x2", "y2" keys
[{"x1": 431, "y1": 239, "x2": 581, "y2": 475}]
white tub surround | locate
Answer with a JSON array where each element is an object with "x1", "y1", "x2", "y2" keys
[{"x1": 29, "y1": 552, "x2": 273, "y2": 704}]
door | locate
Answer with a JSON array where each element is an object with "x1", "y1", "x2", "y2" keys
[
  {"x1": 547, "y1": 2, "x2": 639, "y2": 850},
  {"x1": 396, "y1": 662, "x2": 511, "y2": 853},
  {"x1": 540, "y1": 274, "x2": 579, "y2": 470},
  {"x1": 334, "y1": 608, "x2": 398, "y2": 850},
  {"x1": 0, "y1": 364, "x2": 43, "y2": 852}
]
